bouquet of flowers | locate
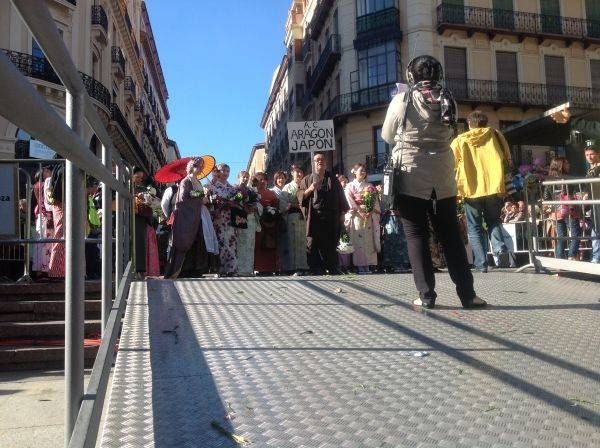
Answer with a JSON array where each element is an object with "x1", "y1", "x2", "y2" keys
[
  {"x1": 361, "y1": 185, "x2": 378, "y2": 213},
  {"x1": 337, "y1": 232, "x2": 354, "y2": 254},
  {"x1": 232, "y1": 188, "x2": 259, "y2": 206},
  {"x1": 190, "y1": 185, "x2": 205, "y2": 199}
]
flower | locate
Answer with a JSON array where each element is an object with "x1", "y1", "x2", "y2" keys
[
  {"x1": 265, "y1": 206, "x2": 278, "y2": 215},
  {"x1": 337, "y1": 233, "x2": 354, "y2": 254},
  {"x1": 361, "y1": 185, "x2": 378, "y2": 213}
]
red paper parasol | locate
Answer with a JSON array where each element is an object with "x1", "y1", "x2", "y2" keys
[
  {"x1": 154, "y1": 157, "x2": 191, "y2": 184},
  {"x1": 154, "y1": 155, "x2": 216, "y2": 184}
]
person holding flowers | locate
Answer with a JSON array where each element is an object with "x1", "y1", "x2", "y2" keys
[
  {"x1": 209, "y1": 163, "x2": 239, "y2": 276},
  {"x1": 344, "y1": 163, "x2": 381, "y2": 274},
  {"x1": 235, "y1": 171, "x2": 262, "y2": 276},
  {"x1": 164, "y1": 158, "x2": 218, "y2": 279},
  {"x1": 283, "y1": 165, "x2": 309, "y2": 275},
  {"x1": 253, "y1": 172, "x2": 281, "y2": 274}
]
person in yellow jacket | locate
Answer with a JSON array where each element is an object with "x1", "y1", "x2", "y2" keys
[{"x1": 451, "y1": 110, "x2": 512, "y2": 272}]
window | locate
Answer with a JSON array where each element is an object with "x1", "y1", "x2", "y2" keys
[
  {"x1": 544, "y1": 55, "x2": 567, "y2": 105},
  {"x1": 540, "y1": 0, "x2": 561, "y2": 34},
  {"x1": 441, "y1": 0, "x2": 465, "y2": 24},
  {"x1": 496, "y1": 51, "x2": 518, "y2": 102},
  {"x1": 444, "y1": 46, "x2": 468, "y2": 99},
  {"x1": 373, "y1": 126, "x2": 390, "y2": 164},
  {"x1": 591, "y1": 60, "x2": 600, "y2": 104},
  {"x1": 492, "y1": 0, "x2": 514, "y2": 29},
  {"x1": 31, "y1": 39, "x2": 45, "y2": 77},
  {"x1": 357, "y1": 0, "x2": 395, "y2": 17},
  {"x1": 357, "y1": 41, "x2": 400, "y2": 90},
  {"x1": 587, "y1": 0, "x2": 600, "y2": 38}
]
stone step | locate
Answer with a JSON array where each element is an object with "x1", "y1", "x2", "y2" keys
[
  {"x1": 0, "y1": 345, "x2": 99, "y2": 371},
  {"x1": 0, "y1": 300, "x2": 102, "y2": 322},
  {"x1": 0, "y1": 280, "x2": 102, "y2": 301},
  {"x1": 0, "y1": 320, "x2": 101, "y2": 339}
]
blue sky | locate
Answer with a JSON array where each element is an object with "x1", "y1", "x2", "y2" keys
[{"x1": 146, "y1": 0, "x2": 290, "y2": 174}]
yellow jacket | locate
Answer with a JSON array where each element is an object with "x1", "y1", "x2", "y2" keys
[{"x1": 451, "y1": 127, "x2": 512, "y2": 199}]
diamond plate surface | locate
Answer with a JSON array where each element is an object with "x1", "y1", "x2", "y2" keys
[{"x1": 101, "y1": 273, "x2": 600, "y2": 447}]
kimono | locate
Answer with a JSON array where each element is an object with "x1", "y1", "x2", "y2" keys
[
  {"x1": 165, "y1": 176, "x2": 215, "y2": 279},
  {"x1": 134, "y1": 184, "x2": 152, "y2": 274},
  {"x1": 32, "y1": 177, "x2": 52, "y2": 274},
  {"x1": 282, "y1": 181, "x2": 309, "y2": 272},
  {"x1": 254, "y1": 187, "x2": 280, "y2": 273},
  {"x1": 210, "y1": 180, "x2": 238, "y2": 274},
  {"x1": 236, "y1": 185, "x2": 262, "y2": 276},
  {"x1": 298, "y1": 171, "x2": 349, "y2": 272},
  {"x1": 270, "y1": 186, "x2": 290, "y2": 271},
  {"x1": 344, "y1": 179, "x2": 381, "y2": 268}
]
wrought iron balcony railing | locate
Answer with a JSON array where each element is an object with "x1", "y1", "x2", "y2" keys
[
  {"x1": 1, "y1": 49, "x2": 61, "y2": 84},
  {"x1": 309, "y1": 34, "x2": 341, "y2": 95},
  {"x1": 437, "y1": 4, "x2": 600, "y2": 45},
  {"x1": 80, "y1": 72, "x2": 111, "y2": 109},
  {"x1": 91, "y1": 5, "x2": 108, "y2": 33},
  {"x1": 365, "y1": 152, "x2": 388, "y2": 175},
  {"x1": 321, "y1": 82, "x2": 397, "y2": 120},
  {"x1": 302, "y1": 37, "x2": 312, "y2": 62},
  {"x1": 111, "y1": 46, "x2": 126, "y2": 74},
  {"x1": 446, "y1": 78, "x2": 600, "y2": 109},
  {"x1": 309, "y1": 0, "x2": 335, "y2": 40},
  {"x1": 124, "y1": 76, "x2": 136, "y2": 100},
  {"x1": 111, "y1": 102, "x2": 147, "y2": 165}
]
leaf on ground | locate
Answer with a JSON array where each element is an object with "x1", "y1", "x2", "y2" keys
[
  {"x1": 235, "y1": 290, "x2": 244, "y2": 294},
  {"x1": 376, "y1": 304, "x2": 394, "y2": 308},
  {"x1": 300, "y1": 330, "x2": 314, "y2": 335},
  {"x1": 211, "y1": 421, "x2": 251, "y2": 445},
  {"x1": 243, "y1": 355, "x2": 255, "y2": 361},
  {"x1": 484, "y1": 406, "x2": 499, "y2": 412},
  {"x1": 457, "y1": 369, "x2": 464, "y2": 375},
  {"x1": 335, "y1": 287, "x2": 344, "y2": 293}
]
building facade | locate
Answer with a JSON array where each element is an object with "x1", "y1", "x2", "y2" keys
[
  {"x1": 0, "y1": 0, "x2": 174, "y2": 175},
  {"x1": 261, "y1": 0, "x2": 600, "y2": 179},
  {"x1": 247, "y1": 142, "x2": 267, "y2": 178}
]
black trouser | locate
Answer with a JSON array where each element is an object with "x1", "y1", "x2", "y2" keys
[
  {"x1": 85, "y1": 229, "x2": 101, "y2": 279},
  {"x1": 396, "y1": 195, "x2": 476, "y2": 307},
  {"x1": 307, "y1": 212, "x2": 339, "y2": 273}
]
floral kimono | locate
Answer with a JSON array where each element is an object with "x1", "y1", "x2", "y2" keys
[
  {"x1": 210, "y1": 180, "x2": 238, "y2": 274},
  {"x1": 282, "y1": 181, "x2": 308, "y2": 272},
  {"x1": 344, "y1": 179, "x2": 381, "y2": 269}
]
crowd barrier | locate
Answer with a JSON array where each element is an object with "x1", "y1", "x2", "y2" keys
[{"x1": 518, "y1": 176, "x2": 600, "y2": 276}]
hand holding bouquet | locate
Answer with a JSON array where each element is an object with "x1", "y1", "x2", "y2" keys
[{"x1": 361, "y1": 185, "x2": 378, "y2": 214}]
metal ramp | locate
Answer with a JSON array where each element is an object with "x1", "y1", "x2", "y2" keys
[{"x1": 101, "y1": 274, "x2": 600, "y2": 447}]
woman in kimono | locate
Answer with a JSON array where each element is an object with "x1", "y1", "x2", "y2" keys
[
  {"x1": 210, "y1": 163, "x2": 238, "y2": 276},
  {"x1": 270, "y1": 171, "x2": 290, "y2": 273},
  {"x1": 236, "y1": 171, "x2": 262, "y2": 276},
  {"x1": 344, "y1": 163, "x2": 381, "y2": 274},
  {"x1": 165, "y1": 158, "x2": 218, "y2": 279},
  {"x1": 32, "y1": 166, "x2": 53, "y2": 279},
  {"x1": 283, "y1": 165, "x2": 309, "y2": 275},
  {"x1": 254, "y1": 172, "x2": 280, "y2": 274}
]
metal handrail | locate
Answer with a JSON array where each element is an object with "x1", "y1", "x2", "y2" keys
[
  {"x1": 1, "y1": 2, "x2": 135, "y2": 447},
  {"x1": 91, "y1": 5, "x2": 108, "y2": 32}
]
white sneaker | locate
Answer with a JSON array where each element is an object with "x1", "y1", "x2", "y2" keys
[{"x1": 413, "y1": 298, "x2": 423, "y2": 306}]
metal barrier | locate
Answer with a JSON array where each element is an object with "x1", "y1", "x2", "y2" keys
[
  {"x1": 519, "y1": 176, "x2": 600, "y2": 275},
  {"x1": 0, "y1": 2, "x2": 134, "y2": 447}
]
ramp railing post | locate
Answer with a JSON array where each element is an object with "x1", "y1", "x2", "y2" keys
[
  {"x1": 101, "y1": 144, "x2": 113, "y2": 335},
  {"x1": 65, "y1": 91, "x2": 86, "y2": 447},
  {"x1": 115, "y1": 162, "x2": 123, "y2": 297}
]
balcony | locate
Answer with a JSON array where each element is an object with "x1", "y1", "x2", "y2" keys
[
  {"x1": 302, "y1": 37, "x2": 312, "y2": 62},
  {"x1": 111, "y1": 46, "x2": 126, "y2": 80},
  {"x1": 134, "y1": 99, "x2": 144, "y2": 122},
  {"x1": 80, "y1": 72, "x2": 110, "y2": 110},
  {"x1": 365, "y1": 152, "x2": 388, "y2": 175},
  {"x1": 91, "y1": 5, "x2": 108, "y2": 44},
  {"x1": 1, "y1": 49, "x2": 61, "y2": 85},
  {"x1": 309, "y1": 34, "x2": 341, "y2": 95},
  {"x1": 124, "y1": 76, "x2": 136, "y2": 103},
  {"x1": 436, "y1": 4, "x2": 600, "y2": 47},
  {"x1": 446, "y1": 78, "x2": 600, "y2": 109},
  {"x1": 308, "y1": 0, "x2": 335, "y2": 40},
  {"x1": 354, "y1": 7, "x2": 402, "y2": 50},
  {"x1": 110, "y1": 103, "x2": 148, "y2": 170},
  {"x1": 321, "y1": 82, "x2": 397, "y2": 120}
]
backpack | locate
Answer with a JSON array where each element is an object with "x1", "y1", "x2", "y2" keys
[{"x1": 46, "y1": 164, "x2": 64, "y2": 205}]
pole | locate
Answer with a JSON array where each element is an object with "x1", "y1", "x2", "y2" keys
[
  {"x1": 101, "y1": 144, "x2": 112, "y2": 335},
  {"x1": 18, "y1": 168, "x2": 33, "y2": 283},
  {"x1": 115, "y1": 162, "x2": 123, "y2": 298},
  {"x1": 65, "y1": 91, "x2": 86, "y2": 447}
]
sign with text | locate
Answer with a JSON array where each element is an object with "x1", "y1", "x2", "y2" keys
[
  {"x1": 288, "y1": 120, "x2": 335, "y2": 153},
  {"x1": 0, "y1": 164, "x2": 18, "y2": 237}
]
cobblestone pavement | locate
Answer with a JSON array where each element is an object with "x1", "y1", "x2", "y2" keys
[{"x1": 101, "y1": 272, "x2": 600, "y2": 447}]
